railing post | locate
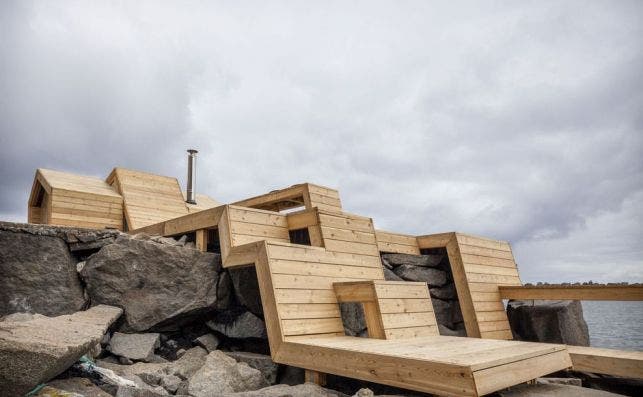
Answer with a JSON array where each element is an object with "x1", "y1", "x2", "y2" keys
[
  {"x1": 196, "y1": 229, "x2": 208, "y2": 252},
  {"x1": 304, "y1": 369, "x2": 327, "y2": 386}
]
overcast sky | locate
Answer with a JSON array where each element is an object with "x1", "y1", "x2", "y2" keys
[{"x1": 1, "y1": 1, "x2": 641, "y2": 283}]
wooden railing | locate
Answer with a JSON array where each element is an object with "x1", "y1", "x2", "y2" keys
[{"x1": 498, "y1": 285, "x2": 643, "y2": 301}]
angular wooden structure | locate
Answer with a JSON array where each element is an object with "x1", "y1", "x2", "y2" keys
[
  {"x1": 24, "y1": 170, "x2": 643, "y2": 392},
  {"x1": 417, "y1": 232, "x2": 521, "y2": 340},
  {"x1": 28, "y1": 169, "x2": 123, "y2": 229},
  {"x1": 130, "y1": 201, "x2": 572, "y2": 396},
  {"x1": 416, "y1": 232, "x2": 643, "y2": 378},
  {"x1": 28, "y1": 167, "x2": 218, "y2": 231},
  {"x1": 232, "y1": 183, "x2": 342, "y2": 213}
]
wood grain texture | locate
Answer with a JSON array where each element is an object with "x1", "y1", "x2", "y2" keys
[
  {"x1": 29, "y1": 168, "x2": 124, "y2": 229},
  {"x1": 433, "y1": 232, "x2": 521, "y2": 340},
  {"x1": 499, "y1": 285, "x2": 643, "y2": 301},
  {"x1": 375, "y1": 230, "x2": 420, "y2": 255},
  {"x1": 567, "y1": 346, "x2": 643, "y2": 378},
  {"x1": 107, "y1": 167, "x2": 188, "y2": 230}
]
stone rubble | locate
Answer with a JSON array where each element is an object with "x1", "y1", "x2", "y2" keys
[
  {"x1": 224, "y1": 351, "x2": 279, "y2": 385},
  {"x1": 207, "y1": 311, "x2": 267, "y2": 339},
  {"x1": 109, "y1": 333, "x2": 162, "y2": 362},
  {"x1": 192, "y1": 333, "x2": 220, "y2": 353},
  {"x1": 186, "y1": 351, "x2": 267, "y2": 396}
]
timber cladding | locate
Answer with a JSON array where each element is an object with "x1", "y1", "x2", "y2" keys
[
  {"x1": 266, "y1": 242, "x2": 384, "y2": 338},
  {"x1": 227, "y1": 205, "x2": 290, "y2": 246},
  {"x1": 374, "y1": 229, "x2": 420, "y2": 255},
  {"x1": 317, "y1": 210, "x2": 380, "y2": 259},
  {"x1": 107, "y1": 168, "x2": 190, "y2": 231},
  {"x1": 28, "y1": 168, "x2": 123, "y2": 230},
  {"x1": 245, "y1": 240, "x2": 571, "y2": 396},
  {"x1": 333, "y1": 280, "x2": 439, "y2": 339},
  {"x1": 418, "y1": 232, "x2": 521, "y2": 340},
  {"x1": 232, "y1": 183, "x2": 342, "y2": 213},
  {"x1": 305, "y1": 184, "x2": 342, "y2": 212},
  {"x1": 28, "y1": 170, "x2": 639, "y2": 391},
  {"x1": 28, "y1": 167, "x2": 219, "y2": 232}
]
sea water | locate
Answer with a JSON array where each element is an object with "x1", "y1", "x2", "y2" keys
[{"x1": 582, "y1": 300, "x2": 643, "y2": 350}]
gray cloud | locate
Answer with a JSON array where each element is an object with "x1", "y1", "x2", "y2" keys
[{"x1": 1, "y1": 0, "x2": 641, "y2": 283}]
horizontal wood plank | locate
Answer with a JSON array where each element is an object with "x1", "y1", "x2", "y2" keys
[
  {"x1": 378, "y1": 299, "x2": 434, "y2": 314},
  {"x1": 498, "y1": 285, "x2": 643, "y2": 301}
]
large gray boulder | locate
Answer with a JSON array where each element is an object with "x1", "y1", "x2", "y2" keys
[
  {"x1": 0, "y1": 305, "x2": 122, "y2": 396},
  {"x1": 81, "y1": 235, "x2": 221, "y2": 332},
  {"x1": 506, "y1": 300, "x2": 590, "y2": 346},
  {"x1": 381, "y1": 253, "x2": 442, "y2": 268},
  {"x1": 207, "y1": 311, "x2": 267, "y2": 339},
  {"x1": 431, "y1": 298, "x2": 454, "y2": 329},
  {"x1": 429, "y1": 283, "x2": 457, "y2": 300},
  {"x1": 109, "y1": 333, "x2": 161, "y2": 361},
  {"x1": 193, "y1": 333, "x2": 220, "y2": 353},
  {"x1": 228, "y1": 266, "x2": 263, "y2": 316},
  {"x1": 216, "y1": 270, "x2": 234, "y2": 310},
  {"x1": 438, "y1": 324, "x2": 466, "y2": 337},
  {"x1": 225, "y1": 351, "x2": 279, "y2": 385},
  {"x1": 393, "y1": 265, "x2": 447, "y2": 287},
  {"x1": 339, "y1": 302, "x2": 367, "y2": 336},
  {"x1": 0, "y1": 229, "x2": 87, "y2": 316},
  {"x1": 382, "y1": 267, "x2": 402, "y2": 281},
  {"x1": 187, "y1": 350, "x2": 267, "y2": 396}
]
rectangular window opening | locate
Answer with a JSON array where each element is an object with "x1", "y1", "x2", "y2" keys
[{"x1": 289, "y1": 228, "x2": 311, "y2": 246}]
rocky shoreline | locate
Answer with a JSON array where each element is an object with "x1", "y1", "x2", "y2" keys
[{"x1": 1, "y1": 222, "x2": 639, "y2": 397}]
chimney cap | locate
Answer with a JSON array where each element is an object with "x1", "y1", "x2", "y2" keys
[{"x1": 187, "y1": 149, "x2": 198, "y2": 154}]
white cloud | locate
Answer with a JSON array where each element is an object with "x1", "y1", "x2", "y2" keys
[{"x1": 1, "y1": 0, "x2": 641, "y2": 282}]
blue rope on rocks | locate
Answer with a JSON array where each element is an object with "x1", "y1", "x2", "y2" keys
[
  {"x1": 78, "y1": 354, "x2": 94, "y2": 364},
  {"x1": 24, "y1": 383, "x2": 45, "y2": 396}
]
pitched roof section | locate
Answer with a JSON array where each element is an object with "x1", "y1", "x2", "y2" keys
[
  {"x1": 36, "y1": 168, "x2": 121, "y2": 198},
  {"x1": 107, "y1": 167, "x2": 190, "y2": 230},
  {"x1": 182, "y1": 191, "x2": 220, "y2": 213}
]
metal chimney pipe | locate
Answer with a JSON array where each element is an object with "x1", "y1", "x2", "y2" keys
[{"x1": 186, "y1": 149, "x2": 198, "y2": 204}]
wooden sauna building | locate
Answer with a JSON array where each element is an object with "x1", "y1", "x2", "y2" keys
[
  {"x1": 27, "y1": 167, "x2": 218, "y2": 231},
  {"x1": 23, "y1": 165, "x2": 643, "y2": 396}
]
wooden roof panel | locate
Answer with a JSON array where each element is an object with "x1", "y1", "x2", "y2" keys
[
  {"x1": 36, "y1": 168, "x2": 121, "y2": 198},
  {"x1": 107, "y1": 167, "x2": 190, "y2": 230}
]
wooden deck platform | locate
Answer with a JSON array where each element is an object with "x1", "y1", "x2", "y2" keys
[
  {"x1": 237, "y1": 240, "x2": 572, "y2": 396},
  {"x1": 567, "y1": 346, "x2": 643, "y2": 379}
]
